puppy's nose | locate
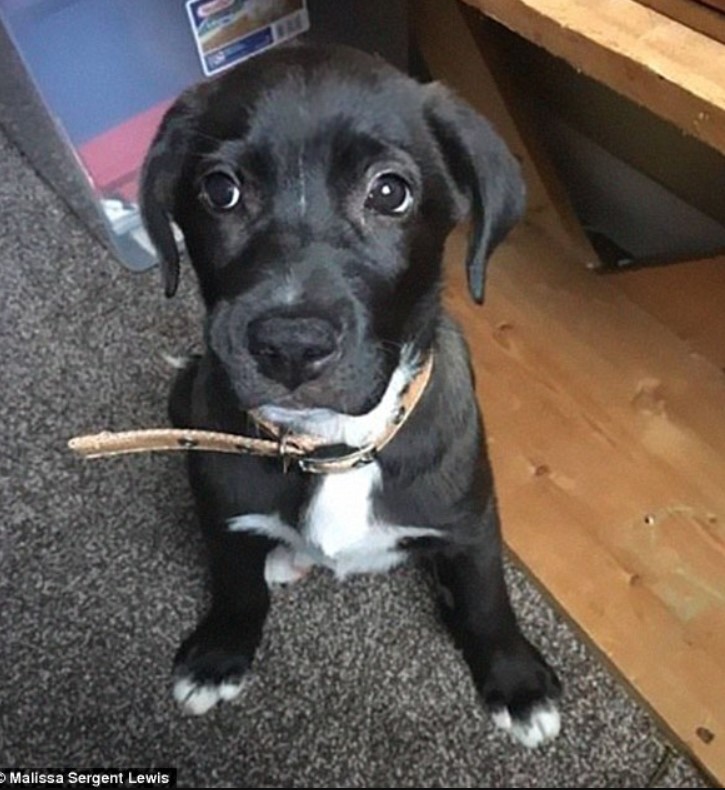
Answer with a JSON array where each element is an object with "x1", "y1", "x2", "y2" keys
[{"x1": 247, "y1": 315, "x2": 339, "y2": 390}]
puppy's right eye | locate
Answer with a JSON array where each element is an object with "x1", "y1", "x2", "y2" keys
[{"x1": 200, "y1": 171, "x2": 241, "y2": 210}]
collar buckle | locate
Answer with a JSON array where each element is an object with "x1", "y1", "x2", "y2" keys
[{"x1": 297, "y1": 445, "x2": 378, "y2": 474}]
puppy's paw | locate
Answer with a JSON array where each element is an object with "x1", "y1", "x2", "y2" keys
[
  {"x1": 173, "y1": 671, "x2": 251, "y2": 716},
  {"x1": 172, "y1": 614, "x2": 260, "y2": 716},
  {"x1": 490, "y1": 701, "x2": 560, "y2": 748},
  {"x1": 264, "y1": 545, "x2": 314, "y2": 586},
  {"x1": 479, "y1": 638, "x2": 562, "y2": 748}
]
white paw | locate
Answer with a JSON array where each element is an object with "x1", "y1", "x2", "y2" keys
[
  {"x1": 172, "y1": 675, "x2": 248, "y2": 716},
  {"x1": 264, "y1": 545, "x2": 314, "y2": 586},
  {"x1": 491, "y1": 701, "x2": 561, "y2": 748},
  {"x1": 160, "y1": 352, "x2": 194, "y2": 370}
]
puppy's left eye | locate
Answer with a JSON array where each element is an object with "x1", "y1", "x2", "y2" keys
[
  {"x1": 365, "y1": 172, "x2": 413, "y2": 216},
  {"x1": 200, "y1": 171, "x2": 241, "y2": 211}
]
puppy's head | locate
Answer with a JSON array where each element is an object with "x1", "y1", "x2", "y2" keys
[{"x1": 141, "y1": 44, "x2": 524, "y2": 413}]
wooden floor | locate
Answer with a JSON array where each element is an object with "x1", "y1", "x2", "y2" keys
[
  {"x1": 614, "y1": 256, "x2": 725, "y2": 371},
  {"x1": 443, "y1": 225, "x2": 725, "y2": 783}
]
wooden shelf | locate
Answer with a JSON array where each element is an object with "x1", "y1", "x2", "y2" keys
[
  {"x1": 443, "y1": 224, "x2": 725, "y2": 783},
  {"x1": 460, "y1": 0, "x2": 725, "y2": 154},
  {"x1": 636, "y1": 0, "x2": 725, "y2": 45}
]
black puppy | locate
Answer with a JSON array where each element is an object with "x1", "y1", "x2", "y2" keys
[{"x1": 141, "y1": 44, "x2": 561, "y2": 746}]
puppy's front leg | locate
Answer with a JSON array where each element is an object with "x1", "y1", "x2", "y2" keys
[
  {"x1": 432, "y1": 499, "x2": 562, "y2": 747},
  {"x1": 173, "y1": 522, "x2": 271, "y2": 716}
]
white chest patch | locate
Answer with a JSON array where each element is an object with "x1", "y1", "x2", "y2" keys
[
  {"x1": 229, "y1": 347, "x2": 441, "y2": 580},
  {"x1": 303, "y1": 462, "x2": 382, "y2": 559},
  {"x1": 228, "y1": 461, "x2": 441, "y2": 581}
]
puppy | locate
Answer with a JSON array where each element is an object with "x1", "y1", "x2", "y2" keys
[{"x1": 140, "y1": 43, "x2": 561, "y2": 747}]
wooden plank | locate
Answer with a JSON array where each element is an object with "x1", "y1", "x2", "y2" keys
[
  {"x1": 443, "y1": 224, "x2": 725, "y2": 783},
  {"x1": 699, "y1": 0, "x2": 725, "y2": 14},
  {"x1": 459, "y1": 0, "x2": 725, "y2": 154},
  {"x1": 636, "y1": 0, "x2": 725, "y2": 44},
  {"x1": 610, "y1": 255, "x2": 725, "y2": 370}
]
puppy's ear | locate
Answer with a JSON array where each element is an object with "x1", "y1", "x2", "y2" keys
[
  {"x1": 425, "y1": 84, "x2": 525, "y2": 304},
  {"x1": 140, "y1": 103, "x2": 194, "y2": 298}
]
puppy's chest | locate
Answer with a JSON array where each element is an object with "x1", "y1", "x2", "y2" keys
[
  {"x1": 300, "y1": 462, "x2": 401, "y2": 576},
  {"x1": 229, "y1": 462, "x2": 439, "y2": 579}
]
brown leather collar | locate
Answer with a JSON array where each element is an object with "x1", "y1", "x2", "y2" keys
[{"x1": 68, "y1": 353, "x2": 434, "y2": 475}]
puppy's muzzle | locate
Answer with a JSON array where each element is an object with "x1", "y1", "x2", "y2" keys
[{"x1": 247, "y1": 313, "x2": 340, "y2": 391}]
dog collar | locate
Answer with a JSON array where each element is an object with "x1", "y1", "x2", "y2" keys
[{"x1": 68, "y1": 353, "x2": 434, "y2": 475}]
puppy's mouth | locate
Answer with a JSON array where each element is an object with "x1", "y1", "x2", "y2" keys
[
  {"x1": 253, "y1": 343, "x2": 424, "y2": 448},
  {"x1": 254, "y1": 359, "x2": 376, "y2": 413},
  {"x1": 229, "y1": 358, "x2": 389, "y2": 416},
  {"x1": 209, "y1": 309, "x2": 391, "y2": 416}
]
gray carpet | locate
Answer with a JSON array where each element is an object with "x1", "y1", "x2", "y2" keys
[{"x1": 0, "y1": 127, "x2": 713, "y2": 788}]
